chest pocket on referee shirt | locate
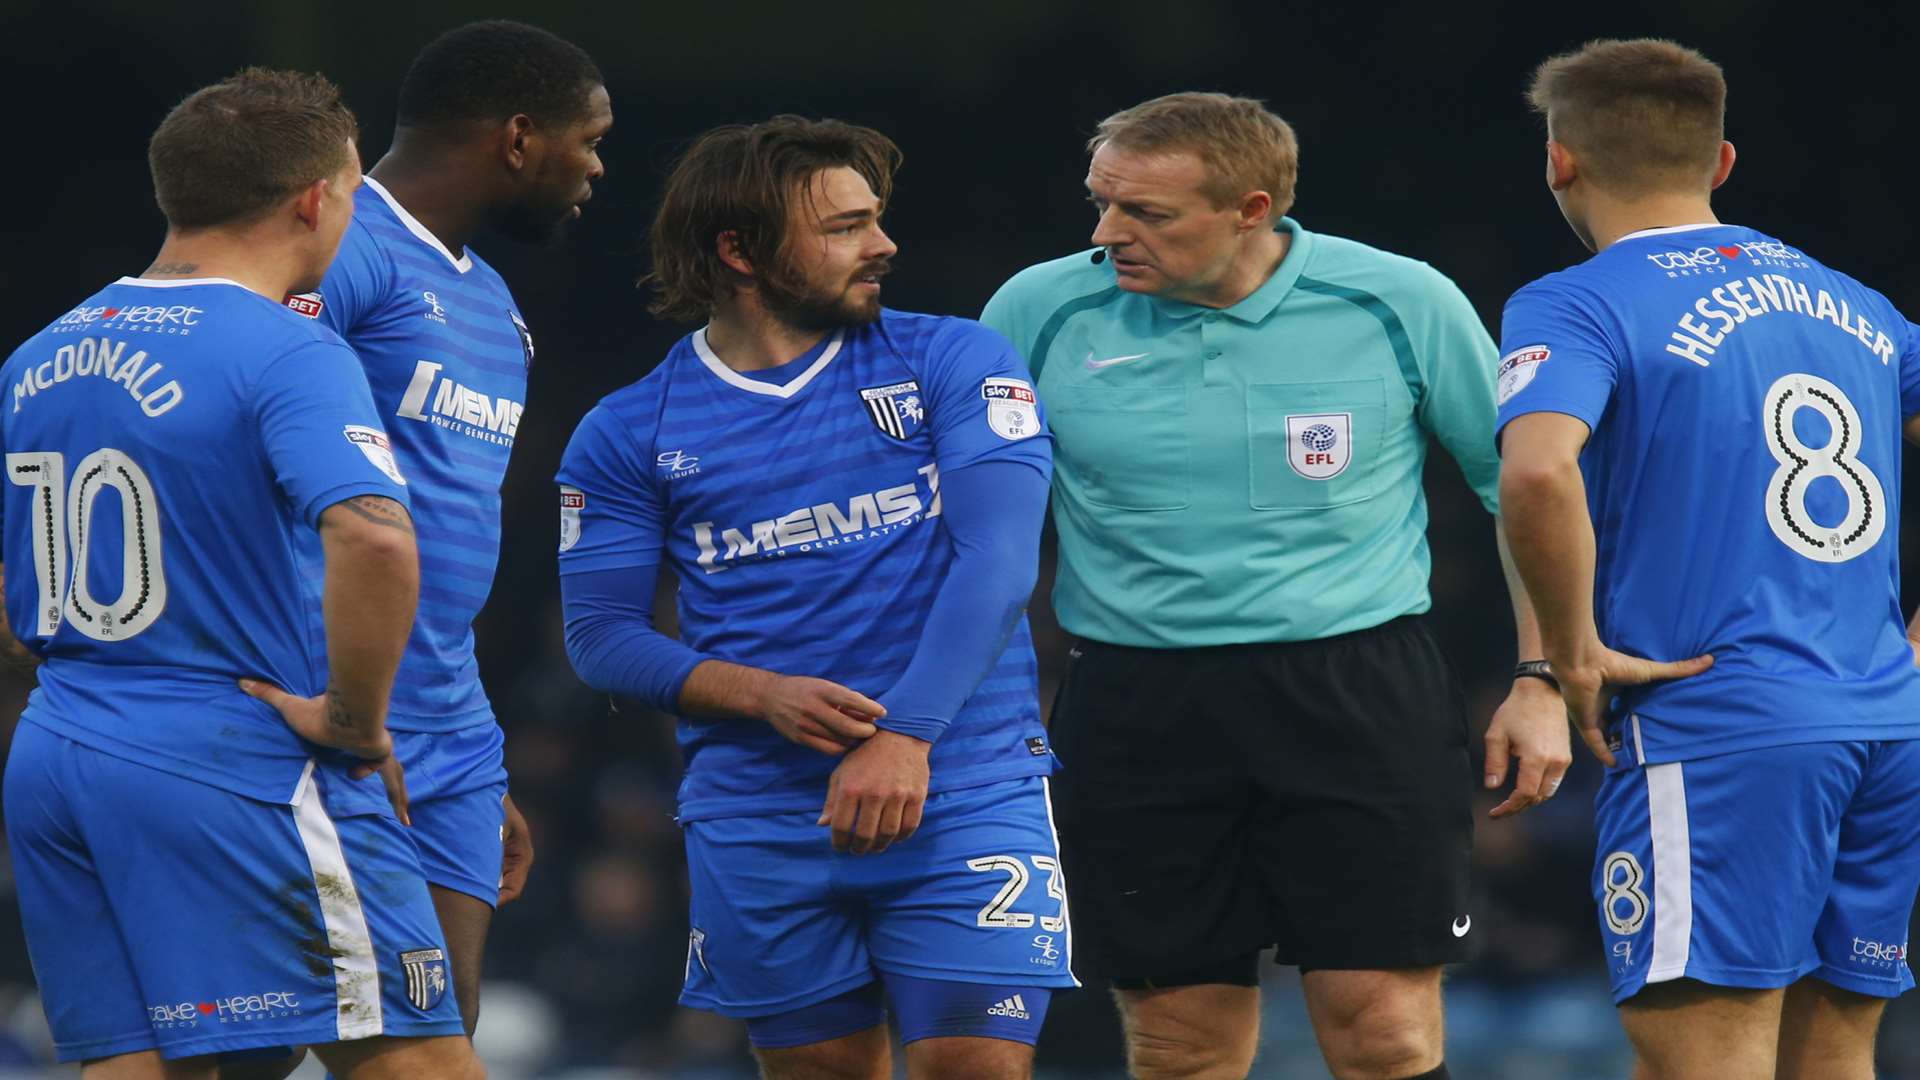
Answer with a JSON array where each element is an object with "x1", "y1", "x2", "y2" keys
[
  {"x1": 1247, "y1": 377, "x2": 1385, "y2": 510},
  {"x1": 1047, "y1": 385, "x2": 1191, "y2": 511}
]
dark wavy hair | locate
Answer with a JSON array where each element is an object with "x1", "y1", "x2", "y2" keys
[{"x1": 643, "y1": 116, "x2": 902, "y2": 323}]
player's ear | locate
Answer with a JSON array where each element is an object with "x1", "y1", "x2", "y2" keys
[
  {"x1": 291, "y1": 178, "x2": 328, "y2": 233},
  {"x1": 501, "y1": 113, "x2": 537, "y2": 173},
  {"x1": 1710, "y1": 141, "x2": 1736, "y2": 191},
  {"x1": 1546, "y1": 141, "x2": 1578, "y2": 192},
  {"x1": 716, "y1": 230, "x2": 754, "y2": 277}
]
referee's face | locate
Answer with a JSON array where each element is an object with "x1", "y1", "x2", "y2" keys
[{"x1": 1087, "y1": 143, "x2": 1246, "y2": 305}]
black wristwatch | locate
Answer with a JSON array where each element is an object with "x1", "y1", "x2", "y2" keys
[{"x1": 1513, "y1": 659, "x2": 1559, "y2": 690}]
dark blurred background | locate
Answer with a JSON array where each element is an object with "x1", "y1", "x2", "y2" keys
[{"x1": 4, "y1": 0, "x2": 1920, "y2": 1075}]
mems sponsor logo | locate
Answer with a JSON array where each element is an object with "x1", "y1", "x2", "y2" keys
[
  {"x1": 395, "y1": 360, "x2": 522, "y2": 446},
  {"x1": 692, "y1": 464, "x2": 942, "y2": 573}
]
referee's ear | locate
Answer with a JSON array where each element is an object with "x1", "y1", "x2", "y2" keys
[{"x1": 1234, "y1": 190, "x2": 1273, "y2": 233}]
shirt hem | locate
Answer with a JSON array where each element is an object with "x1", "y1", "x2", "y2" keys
[{"x1": 1625, "y1": 719, "x2": 1920, "y2": 766}]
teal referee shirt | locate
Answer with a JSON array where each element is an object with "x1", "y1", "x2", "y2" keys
[{"x1": 981, "y1": 218, "x2": 1501, "y2": 648}]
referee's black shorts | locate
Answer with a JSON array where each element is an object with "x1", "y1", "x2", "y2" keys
[{"x1": 1046, "y1": 614, "x2": 1475, "y2": 986}]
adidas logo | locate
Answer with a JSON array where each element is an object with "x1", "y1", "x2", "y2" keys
[{"x1": 986, "y1": 994, "x2": 1031, "y2": 1020}]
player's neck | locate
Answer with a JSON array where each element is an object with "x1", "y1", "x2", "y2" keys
[
  {"x1": 704, "y1": 298, "x2": 833, "y2": 373},
  {"x1": 368, "y1": 152, "x2": 485, "y2": 256},
  {"x1": 1585, "y1": 194, "x2": 1721, "y2": 252},
  {"x1": 139, "y1": 233, "x2": 303, "y2": 302}
]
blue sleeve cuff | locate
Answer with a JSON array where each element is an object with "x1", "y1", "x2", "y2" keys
[{"x1": 872, "y1": 716, "x2": 944, "y2": 743}]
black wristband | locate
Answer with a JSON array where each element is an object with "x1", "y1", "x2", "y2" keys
[{"x1": 1513, "y1": 659, "x2": 1559, "y2": 690}]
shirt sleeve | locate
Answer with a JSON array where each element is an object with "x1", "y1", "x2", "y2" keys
[
  {"x1": 1407, "y1": 269, "x2": 1503, "y2": 514},
  {"x1": 555, "y1": 403, "x2": 667, "y2": 575},
  {"x1": 919, "y1": 318, "x2": 1054, "y2": 477},
  {"x1": 252, "y1": 340, "x2": 410, "y2": 527},
  {"x1": 309, "y1": 221, "x2": 391, "y2": 336},
  {"x1": 979, "y1": 277, "x2": 1036, "y2": 361},
  {"x1": 560, "y1": 562, "x2": 707, "y2": 711},
  {"x1": 1494, "y1": 279, "x2": 1622, "y2": 449},
  {"x1": 873, "y1": 458, "x2": 1048, "y2": 743}
]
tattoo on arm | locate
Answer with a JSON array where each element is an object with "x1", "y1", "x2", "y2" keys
[
  {"x1": 325, "y1": 682, "x2": 355, "y2": 731},
  {"x1": 144, "y1": 261, "x2": 199, "y2": 275},
  {"x1": 336, "y1": 496, "x2": 415, "y2": 536}
]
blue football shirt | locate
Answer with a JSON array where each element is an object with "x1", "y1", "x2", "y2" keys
[
  {"x1": 291, "y1": 177, "x2": 531, "y2": 732},
  {"x1": 556, "y1": 311, "x2": 1055, "y2": 821},
  {"x1": 1497, "y1": 223, "x2": 1920, "y2": 762},
  {"x1": 1, "y1": 277, "x2": 410, "y2": 806}
]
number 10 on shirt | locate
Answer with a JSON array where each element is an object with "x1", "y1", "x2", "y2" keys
[{"x1": 5, "y1": 448, "x2": 168, "y2": 640}]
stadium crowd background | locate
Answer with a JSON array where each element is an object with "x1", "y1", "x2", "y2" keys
[{"x1": 4, "y1": 0, "x2": 1920, "y2": 1075}]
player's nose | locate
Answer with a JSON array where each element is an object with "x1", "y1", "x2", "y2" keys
[{"x1": 867, "y1": 226, "x2": 899, "y2": 260}]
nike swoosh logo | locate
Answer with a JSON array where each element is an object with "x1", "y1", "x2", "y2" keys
[
  {"x1": 1085, "y1": 351, "x2": 1152, "y2": 370},
  {"x1": 1452, "y1": 916, "x2": 1472, "y2": 938}
]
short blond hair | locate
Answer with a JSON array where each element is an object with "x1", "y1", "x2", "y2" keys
[
  {"x1": 1528, "y1": 39, "x2": 1726, "y2": 196},
  {"x1": 1088, "y1": 92, "x2": 1299, "y2": 218}
]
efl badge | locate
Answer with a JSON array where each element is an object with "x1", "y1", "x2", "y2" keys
[
  {"x1": 982, "y1": 377, "x2": 1038, "y2": 441},
  {"x1": 1497, "y1": 345, "x2": 1549, "y2": 405},
  {"x1": 1286, "y1": 413, "x2": 1351, "y2": 480},
  {"x1": 859, "y1": 380, "x2": 924, "y2": 440},
  {"x1": 559, "y1": 485, "x2": 585, "y2": 551},
  {"x1": 285, "y1": 292, "x2": 324, "y2": 319},
  {"x1": 343, "y1": 426, "x2": 407, "y2": 486},
  {"x1": 399, "y1": 948, "x2": 448, "y2": 1011},
  {"x1": 509, "y1": 309, "x2": 536, "y2": 366}
]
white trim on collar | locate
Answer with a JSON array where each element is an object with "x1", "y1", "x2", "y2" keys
[
  {"x1": 692, "y1": 327, "x2": 845, "y2": 399},
  {"x1": 113, "y1": 275, "x2": 251, "y2": 291},
  {"x1": 362, "y1": 175, "x2": 473, "y2": 273},
  {"x1": 1617, "y1": 223, "x2": 1729, "y2": 243}
]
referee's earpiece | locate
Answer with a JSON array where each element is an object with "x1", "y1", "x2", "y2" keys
[{"x1": 1090, "y1": 250, "x2": 1107, "y2": 264}]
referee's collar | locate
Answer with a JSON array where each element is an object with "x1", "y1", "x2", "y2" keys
[{"x1": 1149, "y1": 217, "x2": 1311, "y2": 324}]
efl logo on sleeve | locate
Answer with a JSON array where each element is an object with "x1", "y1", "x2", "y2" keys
[
  {"x1": 343, "y1": 426, "x2": 406, "y2": 486},
  {"x1": 1496, "y1": 345, "x2": 1550, "y2": 405},
  {"x1": 1285, "y1": 413, "x2": 1352, "y2": 480},
  {"x1": 559, "y1": 485, "x2": 585, "y2": 551},
  {"x1": 981, "y1": 377, "x2": 1038, "y2": 441}
]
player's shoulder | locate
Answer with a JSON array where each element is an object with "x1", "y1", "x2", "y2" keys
[
  {"x1": 988, "y1": 250, "x2": 1124, "y2": 313},
  {"x1": 867, "y1": 309, "x2": 1018, "y2": 375}
]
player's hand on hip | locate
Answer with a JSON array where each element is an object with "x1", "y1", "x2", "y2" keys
[
  {"x1": 1485, "y1": 677, "x2": 1574, "y2": 819},
  {"x1": 1556, "y1": 648, "x2": 1714, "y2": 767},
  {"x1": 239, "y1": 677, "x2": 395, "y2": 761},
  {"x1": 817, "y1": 729, "x2": 930, "y2": 855},
  {"x1": 499, "y1": 792, "x2": 535, "y2": 904},
  {"x1": 759, "y1": 676, "x2": 883, "y2": 755}
]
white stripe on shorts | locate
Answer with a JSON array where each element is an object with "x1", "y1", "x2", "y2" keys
[
  {"x1": 292, "y1": 766, "x2": 384, "y2": 1041},
  {"x1": 1040, "y1": 778, "x2": 1082, "y2": 988},
  {"x1": 1645, "y1": 761, "x2": 1693, "y2": 984}
]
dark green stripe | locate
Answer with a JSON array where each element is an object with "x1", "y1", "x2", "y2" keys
[
  {"x1": 1295, "y1": 276, "x2": 1423, "y2": 408},
  {"x1": 1028, "y1": 285, "x2": 1122, "y2": 378}
]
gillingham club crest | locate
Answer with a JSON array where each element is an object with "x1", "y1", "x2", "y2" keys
[
  {"x1": 859, "y1": 380, "x2": 924, "y2": 440},
  {"x1": 1286, "y1": 412, "x2": 1352, "y2": 479},
  {"x1": 399, "y1": 948, "x2": 448, "y2": 1011}
]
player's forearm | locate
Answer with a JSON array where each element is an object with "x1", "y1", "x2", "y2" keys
[
  {"x1": 1494, "y1": 515, "x2": 1547, "y2": 661},
  {"x1": 1499, "y1": 460, "x2": 1602, "y2": 669},
  {"x1": 677, "y1": 658, "x2": 785, "y2": 720},
  {"x1": 318, "y1": 497, "x2": 418, "y2": 739},
  {"x1": 559, "y1": 564, "x2": 708, "y2": 711}
]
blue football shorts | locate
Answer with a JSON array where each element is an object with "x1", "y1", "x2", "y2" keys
[
  {"x1": 389, "y1": 724, "x2": 508, "y2": 907},
  {"x1": 4, "y1": 721, "x2": 464, "y2": 1062},
  {"x1": 1594, "y1": 736, "x2": 1920, "y2": 1004},
  {"x1": 680, "y1": 776, "x2": 1080, "y2": 1033}
]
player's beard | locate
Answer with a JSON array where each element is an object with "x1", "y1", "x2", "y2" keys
[
  {"x1": 762, "y1": 259, "x2": 891, "y2": 332},
  {"x1": 488, "y1": 197, "x2": 577, "y2": 247}
]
